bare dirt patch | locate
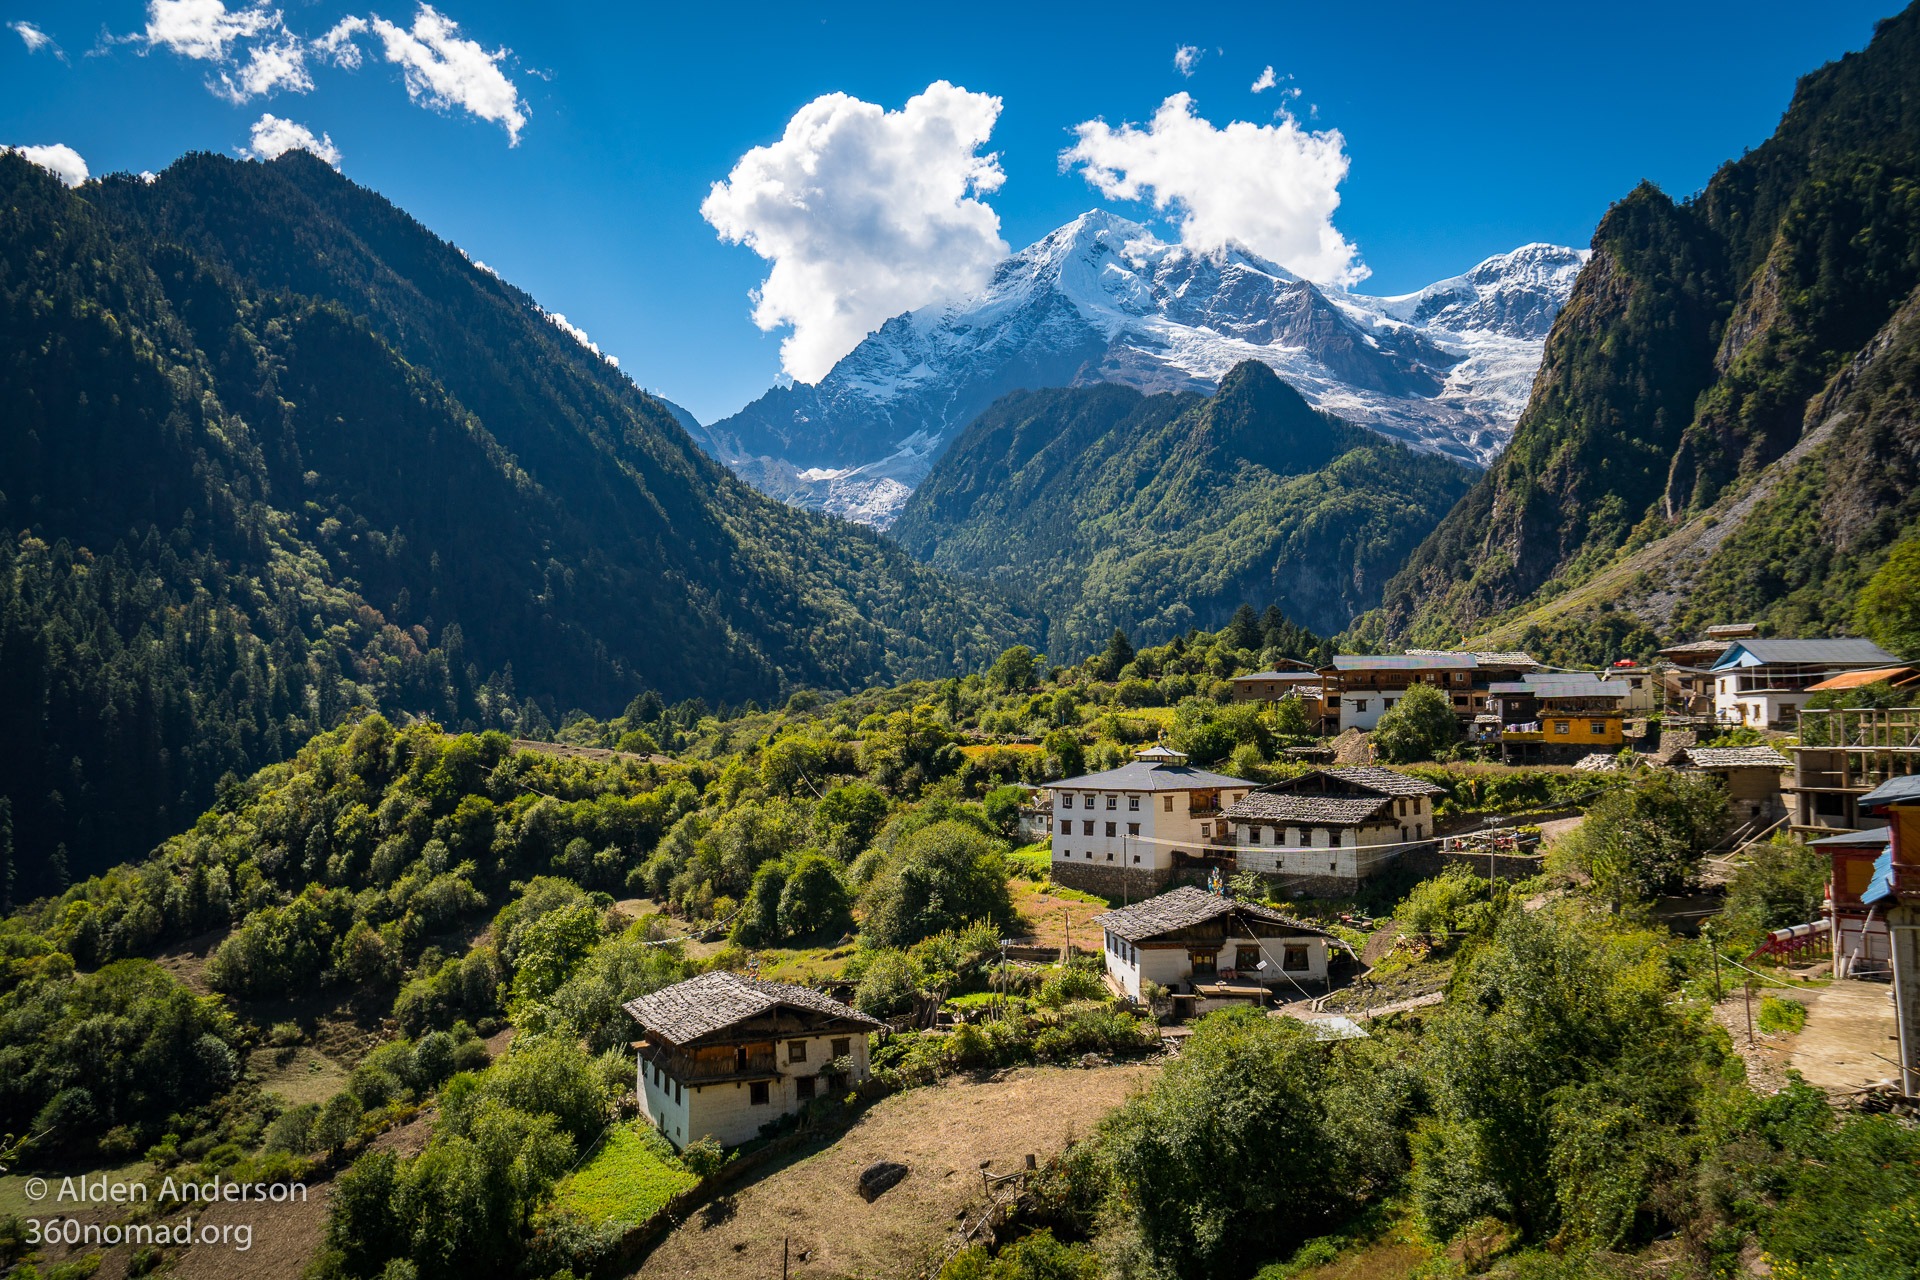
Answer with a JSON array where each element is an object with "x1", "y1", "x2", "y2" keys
[
  {"x1": 632, "y1": 1063, "x2": 1159, "y2": 1280},
  {"x1": 1008, "y1": 879, "x2": 1110, "y2": 953},
  {"x1": 1789, "y1": 978, "x2": 1899, "y2": 1094}
]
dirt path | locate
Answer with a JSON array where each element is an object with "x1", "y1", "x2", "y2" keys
[
  {"x1": 1789, "y1": 979, "x2": 1899, "y2": 1093},
  {"x1": 633, "y1": 1063, "x2": 1158, "y2": 1280}
]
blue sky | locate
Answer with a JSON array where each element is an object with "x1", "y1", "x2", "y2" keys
[{"x1": 1, "y1": 1, "x2": 1899, "y2": 422}]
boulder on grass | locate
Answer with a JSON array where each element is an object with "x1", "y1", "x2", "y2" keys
[{"x1": 857, "y1": 1160, "x2": 908, "y2": 1201}]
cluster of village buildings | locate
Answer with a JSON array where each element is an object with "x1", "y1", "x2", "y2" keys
[{"x1": 620, "y1": 624, "x2": 1919, "y2": 1150}]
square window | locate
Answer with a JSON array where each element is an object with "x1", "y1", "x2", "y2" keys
[
  {"x1": 1061, "y1": 795, "x2": 1073, "y2": 810},
  {"x1": 1083, "y1": 820, "x2": 1094, "y2": 836},
  {"x1": 1236, "y1": 946, "x2": 1260, "y2": 970},
  {"x1": 788, "y1": 1039, "x2": 808, "y2": 1064},
  {"x1": 1106, "y1": 851, "x2": 1114, "y2": 861},
  {"x1": 831, "y1": 1038, "x2": 851, "y2": 1059},
  {"x1": 1247, "y1": 827, "x2": 1261, "y2": 845},
  {"x1": 1106, "y1": 795, "x2": 1117, "y2": 810},
  {"x1": 1283, "y1": 946, "x2": 1309, "y2": 971},
  {"x1": 750, "y1": 1081, "x2": 770, "y2": 1106},
  {"x1": 796, "y1": 1075, "x2": 816, "y2": 1101},
  {"x1": 1105, "y1": 822, "x2": 1116, "y2": 837},
  {"x1": 1127, "y1": 823, "x2": 1139, "y2": 836},
  {"x1": 1589, "y1": 721, "x2": 1606, "y2": 735},
  {"x1": 1554, "y1": 721, "x2": 1570, "y2": 735},
  {"x1": 1128, "y1": 796, "x2": 1140, "y2": 811}
]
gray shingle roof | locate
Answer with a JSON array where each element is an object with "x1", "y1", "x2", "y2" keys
[
  {"x1": 1861, "y1": 775, "x2": 1920, "y2": 810},
  {"x1": 1673, "y1": 746, "x2": 1790, "y2": 770},
  {"x1": 623, "y1": 971, "x2": 880, "y2": 1046},
  {"x1": 1711, "y1": 638, "x2": 1901, "y2": 670},
  {"x1": 1050, "y1": 761, "x2": 1254, "y2": 792},
  {"x1": 1094, "y1": 886, "x2": 1331, "y2": 943},
  {"x1": 1808, "y1": 826, "x2": 1892, "y2": 849},
  {"x1": 1224, "y1": 793, "x2": 1392, "y2": 825},
  {"x1": 1232, "y1": 671, "x2": 1323, "y2": 682},
  {"x1": 1331, "y1": 653, "x2": 1477, "y2": 671}
]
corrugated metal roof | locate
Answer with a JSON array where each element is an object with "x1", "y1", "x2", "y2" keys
[
  {"x1": 1232, "y1": 671, "x2": 1323, "y2": 682},
  {"x1": 1711, "y1": 638, "x2": 1900, "y2": 670},
  {"x1": 1805, "y1": 666, "x2": 1916, "y2": 691},
  {"x1": 1489, "y1": 675, "x2": 1630, "y2": 699}
]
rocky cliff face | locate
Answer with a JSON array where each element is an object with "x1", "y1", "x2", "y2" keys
[{"x1": 1361, "y1": 4, "x2": 1920, "y2": 649}]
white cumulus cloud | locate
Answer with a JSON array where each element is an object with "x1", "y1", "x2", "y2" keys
[
  {"x1": 314, "y1": 15, "x2": 368, "y2": 68},
  {"x1": 144, "y1": 0, "x2": 275, "y2": 61},
  {"x1": 242, "y1": 113, "x2": 340, "y2": 166},
  {"x1": 701, "y1": 80, "x2": 1008, "y2": 383},
  {"x1": 1251, "y1": 65, "x2": 1277, "y2": 93},
  {"x1": 371, "y1": 5, "x2": 527, "y2": 144},
  {"x1": 213, "y1": 37, "x2": 310, "y2": 101},
  {"x1": 1062, "y1": 92, "x2": 1366, "y2": 286},
  {"x1": 1173, "y1": 44, "x2": 1201, "y2": 76},
  {"x1": 6, "y1": 143, "x2": 89, "y2": 187}
]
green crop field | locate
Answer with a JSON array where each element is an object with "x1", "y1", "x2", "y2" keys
[{"x1": 556, "y1": 1123, "x2": 700, "y2": 1226}]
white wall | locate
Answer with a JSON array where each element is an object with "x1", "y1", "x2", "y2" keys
[
  {"x1": 1051, "y1": 784, "x2": 1246, "y2": 874},
  {"x1": 1234, "y1": 820, "x2": 1408, "y2": 880},
  {"x1": 641, "y1": 1030, "x2": 871, "y2": 1150},
  {"x1": 1103, "y1": 928, "x2": 1329, "y2": 992}
]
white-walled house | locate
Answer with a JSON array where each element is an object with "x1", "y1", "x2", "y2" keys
[
  {"x1": 1095, "y1": 885, "x2": 1338, "y2": 1009},
  {"x1": 1047, "y1": 746, "x2": 1254, "y2": 896},
  {"x1": 1710, "y1": 638, "x2": 1901, "y2": 728},
  {"x1": 1222, "y1": 767, "x2": 1444, "y2": 894},
  {"x1": 623, "y1": 971, "x2": 880, "y2": 1149}
]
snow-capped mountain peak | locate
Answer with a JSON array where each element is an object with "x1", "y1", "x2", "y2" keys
[{"x1": 697, "y1": 215, "x2": 1588, "y2": 526}]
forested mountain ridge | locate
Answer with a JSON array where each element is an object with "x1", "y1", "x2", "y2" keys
[
  {"x1": 0, "y1": 150, "x2": 1030, "y2": 893},
  {"x1": 888, "y1": 361, "x2": 1474, "y2": 654},
  {"x1": 1362, "y1": 4, "x2": 1920, "y2": 649}
]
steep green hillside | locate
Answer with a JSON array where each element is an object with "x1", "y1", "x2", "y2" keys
[
  {"x1": 0, "y1": 150, "x2": 1029, "y2": 891},
  {"x1": 888, "y1": 361, "x2": 1474, "y2": 653},
  {"x1": 1365, "y1": 5, "x2": 1920, "y2": 649}
]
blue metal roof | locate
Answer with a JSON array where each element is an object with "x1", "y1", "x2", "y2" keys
[
  {"x1": 1864, "y1": 849, "x2": 1897, "y2": 906},
  {"x1": 1808, "y1": 826, "x2": 1892, "y2": 849}
]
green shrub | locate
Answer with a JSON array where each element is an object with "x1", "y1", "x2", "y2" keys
[{"x1": 1759, "y1": 997, "x2": 1808, "y2": 1035}]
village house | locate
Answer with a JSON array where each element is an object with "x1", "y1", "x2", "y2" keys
[
  {"x1": 1094, "y1": 885, "x2": 1338, "y2": 1010},
  {"x1": 1488, "y1": 673, "x2": 1631, "y2": 764},
  {"x1": 1787, "y1": 703, "x2": 1920, "y2": 833},
  {"x1": 1320, "y1": 650, "x2": 1538, "y2": 733},
  {"x1": 1658, "y1": 638, "x2": 1734, "y2": 718},
  {"x1": 624, "y1": 971, "x2": 880, "y2": 1149},
  {"x1": 1221, "y1": 766, "x2": 1445, "y2": 893},
  {"x1": 1811, "y1": 826, "x2": 1895, "y2": 978},
  {"x1": 1229, "y1": 669, "x2": 1325, "y2": 725},
  {"x1": 1601, "y1": 661, "x2": 1658, "y2": 714},
  {"x1": 1709, "y1": 637, "x2": 1901, "y2": 728},
  {"x1": 1668, "y1": 744, "x2": 1791, "y2": 828},
  {"x1": 1047, "y1": 745, "x2": 1254, "y2": 896}
]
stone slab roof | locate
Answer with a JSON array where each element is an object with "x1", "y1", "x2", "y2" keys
[
  {"x1": 623, "y1": 971, "x2": 880, "y2": 1046},
  {"x1": 1224, "y1": 793, "x2": 1391, "y2": 825},
  {"x1": 1673, "y1": 746, "x2": 1791, "y2": 770},
  {"x1": 1094, "y1": 886, "x2": 1330, "y2": 943},
  {"x1": 1322, "y1": 766, "x2": 1446, "y2": 797}
]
